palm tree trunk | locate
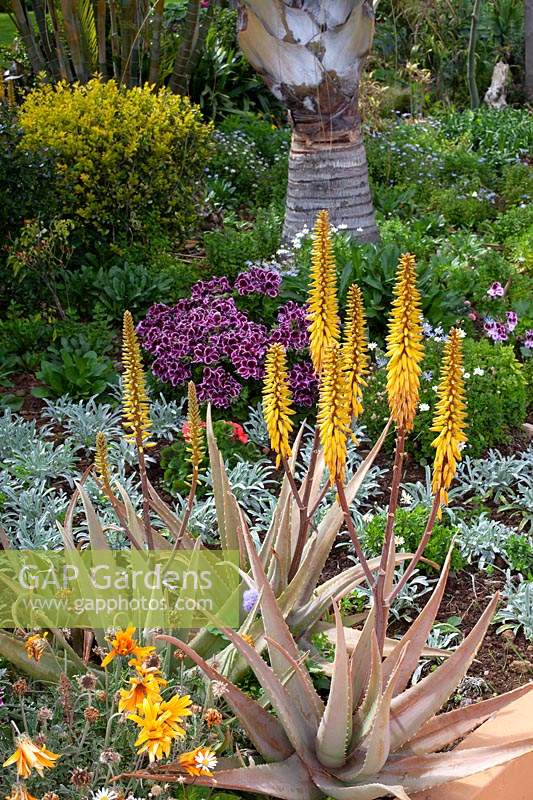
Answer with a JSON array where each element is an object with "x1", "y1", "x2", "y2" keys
[
  {"x1": 60, "y1": 0, "x2": 90, "y2": 81},
  {"x1": 10, "y1": 0, "x2": 48, "y2": 75},
  {"x1": 148, "y1": 0, "x2": 164, "y2": 85},
  {"x1": 283, "y1": 124, "x2": 378, "y2": 244},
  {"x1": 169, "y1": 0, "x2": 201, "y2": 94},
  {"x1": 48, "y1": 0, "x2": 74, "y2": 81},
  {"x1": 96, "y1": 0, "x2": 108, "y2": 79}
]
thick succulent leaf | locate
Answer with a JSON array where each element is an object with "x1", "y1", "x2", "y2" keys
[
  {"x1": 312, "y1": 772, "x2": 412, "y2": 800},
  {"x1": 207, "y1": 405, "x2": 242, "y2": 558},
  {"x1": 115, "y1": 481, "x2": 169, "y2": 550},
  {"x1": 0, "y1": 631, "x2": 97, "y2": 682},
  {"x1": 220, "y1": 627, "x2": 321, "y2": 766},
  {"x1": 157, "y1": 634, "x2": 292, "y2": 763},
  {"x1": 350, "y1": 607, "x2": 376, "y2": 712},
  {"x1": 348, "y1": 645, "x2": 409, "y2": 781},
  {"x1": 287, "y1": 419, "x2": 392, "y2": 610},
  {"x1": 241, "y1": 514, "x2": 324, "y2": 725},
  {"x1": 147, "y1": 480, "x2": 195, "y2": 549},
  {"x1": 350, "y1": 634, "x2": 382, "y2": 751},
  {"x1": 316, "y1": 604, "x2": 353, "y2": 767},
  {"x1": 400, "y1": 684, "x2": 533, "y2": 756},
  {"x1": 270, "y1": 490, "x2": 292, "y2": 593},
  {"x1": 314, "y1": 622, "x2": 445, "y2": 665},
  {"x1": 118, "y1": 753, "x2": 322, "y2": 800},
  {"x1": 382, "y1": 546, "x2": 453, "y2": 695},
  {"x1": 381, "y1": 738, "x2": 533, "y2": 791},
  {"x1": 76, "y1": 481, "x2": 109, "y2": 549},
  {"x1": 389, "y1": 594, "x2": 500, "y2": 751}
]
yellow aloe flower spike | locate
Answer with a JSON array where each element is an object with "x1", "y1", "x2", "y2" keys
[
  {"x1": 318, "y1": 342, "x2": 351, "y2": 485},
  {"x1": 342, "y1": 283, "x2": 369, "y2": 420},
  {"x1": 431, "y1": 328, "x2": 468, "y2": 513},
  {"x1": 3, "y1": 735, "x2": 60, "y2": 779},
  {"x1": 307, "y1": 210, "x2": 340, "y2": 374},
  {"x1": 186, "y1": 382, "x2": 205, "y2": 470},
  {"x1": 122, "y1": 310, "x2": 152, "y2": 451},
  {"x1": 178, "y1": 746, "x2": 218, "y2": 777},
  {"x1": 94, "y1": 431, "x2": 112, "y2": 491},
  {"x1": 101, "y1": 625, "x2": 155, "y2": 668},
  {"x1": 262, "y1": 343, "x2": 294, "y2": 466},
  {"x1": 385, "y1": 253, "x2": 424, "y2": 431}
]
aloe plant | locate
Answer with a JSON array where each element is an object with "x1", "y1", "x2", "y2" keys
[{"x1": 119, "y1": 533, "x2": 533, "y2": 799}]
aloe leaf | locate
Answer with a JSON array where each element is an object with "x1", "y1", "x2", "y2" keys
[
  {"x1": 207, "y1": 404, "x2": 242, "y2": 557},
  {"x1": 240, "y1": 514, "x2": 324, "y2": 725},
  {"x1": 316, "y1": 604, "x2": 353, "y2": 767},
  {"x1": 400, "y1": 683, "x2": 533, "y2": 756},
  {"x1": 312, "y1": 772, "x2": 412, "y2": 800},
  {"x1": 220, "y1": 627, "x2": 321, "y2": 766},
  {"x1": 0, "y1": 631, "x2": 89, "y2": 682},
  {"x1": 119, "y1": 753, "x2": 322, "y2": 800},
  {"x1": 350, "y1": 633, "x2": 382, "y2": 752},
  {"x1": 381, "y1": 738, "x2": 533, "y2": 791},
  {"x1": 76, "y1": 481, "x2": 109, "y2": 549},
  {"x1": 157, "y1": 634, "x2": 292, "y2": 762},
  {"x1": 147, "y1": 479, "x2": 195, "y2": 548},
  {"x1": 350, "y1": 644, "x2": 409, "y2": 781},
  {"x1": 382, "y1": 545, "x2": 453, "y2": 695},
  {"x1": 288, "y1": 419, "x2": 392, "y2": 609},
  {"x1": 389, "y1": 594, "x2": 500, "y2": 750},
  {"x1": 350, "y1": 606, "x2": 376, "y2": 712}
]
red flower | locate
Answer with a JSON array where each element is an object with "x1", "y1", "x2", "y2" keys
[{"x1": 225, "y1": 421, "x2": 249, "y2": 444}]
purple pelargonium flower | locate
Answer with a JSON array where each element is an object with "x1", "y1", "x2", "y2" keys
[
  {"x1": 506, "y1": 311, "x2": 518, "y2": 332},
  {"x1": 524, "y1": 329, "x2": 533, "y2": 349},
  {"x1": 197, "y1": 367, "x2": 242, "y2": 408},
  {"x1": 270, "y1": 301, "x2": 309, "y2": 352},
  {"x1": 289, "y1": 360, "x2": 318, "y2": 407},
  {"x1": 487, "y1": 281, "x2": 505, "y2": 298},
  {"x1": 234, "y1": 267, "x2": 282, "y2": 298}
]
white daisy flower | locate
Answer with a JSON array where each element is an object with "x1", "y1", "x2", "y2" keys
[
  {"x1": 92, "y1": 790, "x2": 118, "y2": 800},
  {"x1": 473, "y1": 367, "x2": 484, "y2": 376},
  {"x1": 195, "y1": 748, "x2": 218, "y2": 773},
  {"x1": 419, "y1": 402, "x2": 430, "y2": 412}
]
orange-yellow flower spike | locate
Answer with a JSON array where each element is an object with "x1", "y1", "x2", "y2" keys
[
  {"x1": 122, "y1": 310, "x2": 152, "y2": 450},
  {"x1": 431, "y1": 328, "x2": 468, "y2": 513},
  {"x1": 318, "y1": 342, "x2": 351, "y2": 485},
  {"x1": 94, "y1": 431, "x2": 112, "y2": 490},
  {"x1": 186, "y1": 382, "x2": 205, "y2": 470},
  {"x1": 263, "y1": 344, "x2": 294, "y2": 467},
  {"x1": 342, "y1": 284, "x2": 369, "y2": 420},
  {"x1": 385, "y1": 253, "x2": 424, "y2": 431},
  {"x1": 307, "y1": 210, "x2": 340, "y2": 374}
]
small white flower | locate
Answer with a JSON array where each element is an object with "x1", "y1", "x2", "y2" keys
[
  {"x1": 400, "y1": 490, "x2": 413, "y2": 506},
  {"x1": 394, "y1": 535, "x2": 406, "y2": 546},
  {"x1": 368, "y1": 342, "x2": 378, "y2": 351},
  {"x1": 195, "y1": 749, "x2": 218, "y2": 773},
  {"x1": 473, "y1": 367, "x2": 484, "y2": 376},
  {"x1": 338, "y1": 223, "x2": 348, "y2": 230},
  {"x1": 92, "y1": 790, "x2": 118, "y2": 800},
  {"x1": 419, "y1": 402, "x2": 430, "y2": 412},
  {"x1": 463, "y1": 371, "x2": 471, "y2": 379},
  {"x1": 456, "y1": 328, "x2": 466, "y2": 338},
  {"x1": 432, "y1": 385, "x2": 440, "y2": 393}
]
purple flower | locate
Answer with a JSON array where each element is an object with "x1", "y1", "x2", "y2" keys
[
  {"x1": 289, "y1": 360, "x2": 318, "y2": 407},
  {"x1": 487, "y1": 281, "x2": 505, "y2": 298},
  {"x1": 197, "y1": 367, "x2": 242, "y2": 408},
  {"x1": 270, "y1": 302, "x2": 309, "y2": 352},
  {"x1": 506, "y1": 311, "x2": 518, "y2": 332},
  {"x1": 524, "y1": 329, "x2": 533, "y2": 349},
  {"x1": 234, "y1": 267, "x2": 282, "y2": 298},
  {"x1": 243, "y1": 588, "x2": 259, "y2": 613}
]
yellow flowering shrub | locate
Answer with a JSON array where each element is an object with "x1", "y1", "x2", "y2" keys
[{"x1": 18, "y1": 80, "x2": 213, "y2": 245}]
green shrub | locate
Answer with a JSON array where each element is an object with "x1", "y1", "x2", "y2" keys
[
  {"x1": 505, "y1": 534, "x2": 533, "y2": 579},
  {"x1": 18, "y1": 80, "x2": 213, "y2": 248},
  {"x1": 161, "y1": 420, "x2": 260, "y2": 496},
  {"x1": 429, "y1": 184, "x2": 496, "y2": 228},
  {"x1": 364, "y1": 506, "x2": 463, "y2": 574},
  {"x1": 203, "y1": 204, "x2": 283, "y2": 277},
  {"x1": 362, "y1": 338, "x2": 527, "y2": 460},
  {"x1": 34, "y1": 334, "x2": 116, "y2": 400},
  {"x1": 499, "y1": 163, "x2": 533, "y2": 208}
]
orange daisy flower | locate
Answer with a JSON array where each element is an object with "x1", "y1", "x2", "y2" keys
[
  {"x1": 3, "y1": 735, "x2": 60, "y2": 779},
  {"x1": 178, "y1": 746, "x2": 218, "y2": 776},
  {"x1": 101, "y1": 626, "x2": 154, "y2": 668}
]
